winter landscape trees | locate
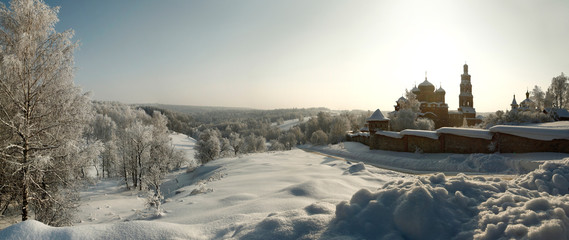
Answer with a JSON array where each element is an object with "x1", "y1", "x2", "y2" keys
[
  {"x1": 0, "y1": 0, "x2": 187, "y2": 224},
  {"x1": 0, "y1": 0, "x2": 94, "y2": 225}
]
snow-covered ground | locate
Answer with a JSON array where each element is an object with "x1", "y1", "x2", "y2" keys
[
  {"x1": 271, "y1": 118, "x2": 310, "y2": 131},
  {"x1": 2, "y1": 132, "x2": 569, "y2": 239},
  {"x1": 303, "y1": 142, "x2": 569, "y2": 174}
]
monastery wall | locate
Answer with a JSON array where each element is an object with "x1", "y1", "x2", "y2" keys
[{"x1": 356, "y1": 126, "x2": 569, "y2": 154}]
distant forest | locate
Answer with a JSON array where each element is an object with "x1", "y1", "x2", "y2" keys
[{"x1": 137, "y1": 104, "x2": 330, "y2": 139}]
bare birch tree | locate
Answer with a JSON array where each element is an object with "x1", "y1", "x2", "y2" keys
[{"x1": 0, "y1": 0, "x2": 92, "y2": 224}]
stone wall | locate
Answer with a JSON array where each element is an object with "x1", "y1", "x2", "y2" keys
[
  {"x1": 363, "y1": 128, "x2": 569, "y2": 154},
  {"x1": 496, "y1": 133, "x2": 569, "y2": 153},
  {"x1": 441, "y1": 134, "x2": 493, "y2": 154},
  {"x1": 372, "y1": 135, "x2": 407, "y2": 152},
  {"x1": 407, "y1": 135, "x2": 442, "y2": 153}
]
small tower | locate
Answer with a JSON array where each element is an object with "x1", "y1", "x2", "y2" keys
[
  {"x1": 435, "y1": 83, "x2": 445, "y2": 103},
  {"x1": 511, "y1": 95, "x2": 518, "y2": 110},
  {"x1": 367, "y1": 109, "x2": 389, "y2": 131}
]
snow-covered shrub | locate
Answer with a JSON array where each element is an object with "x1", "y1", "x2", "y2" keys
[
  {"x1": 242, "y1": 134, "x2": 266, "y2": 153},
  {"x1": 389, "y1": 109, "x2": 435, "y2": 132},
  {"x1": 268, "y1": 140, "x2": 285, "y2": 151},
  {"x1": 482, "y1": 110, "x2": 553, "y2": 128},
  {"x1": 194, "y1": 129, "x2": 221, "y2": 164},
  {"x1": 310, "y1": 130, "x2": 328, "y2": 145}
]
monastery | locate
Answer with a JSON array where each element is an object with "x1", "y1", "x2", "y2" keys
[{"x1": 380, "y1": 63, "x2": 482, "y2": 130}]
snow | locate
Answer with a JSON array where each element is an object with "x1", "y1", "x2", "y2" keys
[
  {"x1": 400, "y1": 129, "x2": 439, "y2": 139},
  {"x1": 271, "y1": 118, "x2": 310, "y2": 131},
  {"x1": 437, "y1": 127, "x2": 493, "y2": 140},
  {"x1": 529, "y1": 121, "x2": 569, "y2": 128},
  {"x1": 489, "y1": 125, "x2": 569, "y2": 141},
  {"x1": 375, "y1": 130, "x2": 403, "y2": 139},
  {"x1": 304, "y1": 142, "x2": 569, "y2": 174},
  {"x1": 348, "y1": 131, "x2": 369, "y2": 137},
  {"x1": 170, "y1": 132, "x2": 197, "y2": 166},
  {"x1": 377, "y1": 124, "x2": 569, "y2": 141},
  {"x1": 3, "y1": 133, "x2": 569, "y2": 239},
  {"x1": 330, "y1": 160, "x2": 569, "y2": 239},
  {"x1": 460, "y1": 106, "x2": 476, "y2": 113}
]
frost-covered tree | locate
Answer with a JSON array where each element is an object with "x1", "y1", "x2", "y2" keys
[
  {"x1": 219, "y1": 137, "x2": 232, "y2": 157},
  {"x1": 228, "y1": 132, "x2": 243, "y2": 155},
  {"x1": 389, "y1": 109, "x2": 416, "y2": 131},
  {"x1": 195, "y1": 129, "x2": 221, "y2": 164},
  {"x1": 243, "y1": 133, "x2": 266, "y2": 153},
  {"x1": 549, "y1": 73, "x2": 568, "y2": 108},
  {"x1": 310, "y1": 130, "x2": 328, "y2": 145},
  {"x1": 530, "y1": 85, "x2": 545, "y2": 110},
  {"x1": 329, "y1": 117, "x2": 351, "y2": 144},
  {"x1": 0, "y1": 0, "x2": 92, "y2": 224},
  {"x1": 278, "y1": 132, "x2": 297, "y2": 150},
  {"x1": 268, "y1": 140, "x2": 285, "y2": 151}
]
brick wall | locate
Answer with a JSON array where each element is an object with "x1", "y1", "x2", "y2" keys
[
  {"x1": 496, "y1": 133, "x2": 569, "y2": 153},
  {"x1": 407, "y1": 135, "x2": 442, "y2": 153},
  {"x1": 441, "y1": 134, "x2": 492, "y2": 153},
  {"x1": 357, "y1": 130, "x2": 569, "y2": 154},
  {"x1": 371, "y1": 134, "x2": 407, "y2": 152}
]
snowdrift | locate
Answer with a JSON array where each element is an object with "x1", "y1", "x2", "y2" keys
[
  {"x1": 0, "y1": 220, "x2": 203, "y2": 240},
  {"x1": 326, "y1": 159, "x2": 569, "y2": 239}
]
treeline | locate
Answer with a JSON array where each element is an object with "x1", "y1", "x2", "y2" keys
[
  {"x1": 138, "y1": 105, "x2": 327, "y2": 139},
  {"x1": 481, "y1": 72, "x2": 568, "y2": 128},
  {"x1": 528, "y1": 72, "x2": 569, "y2": 110},
  {"x1": 193, "y1": 110, "x2": 370, "y2": 164}
]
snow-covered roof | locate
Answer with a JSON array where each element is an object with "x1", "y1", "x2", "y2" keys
[
  {"x1": 489, "y1": 125, "x2": 569, "y2": 141},
  {"x1": 448, "y1": 111, "x2": 462, "y2": 115},
  {"x1": 436, "y1": 127, "x2": 493, "y2": 140},
  {"x1": 459, "y1": 107, "x2": 476, "y2": 114},
  {"x1": 375, "y1": 131, "x2": 403, "y2": 139},
  {"x1": 520, "y1": 98, "x2": 533, "y2": 107},
  {"x1": 367, "y1": 109, "x2": 389, "y2": 121},
  {"x1": 400, "y1": 129, "x2": 439, "y2": 139},
  {"x1": 558, "y1": 109, "x2": 569, "y2": 118},
  {"x1": 349, "y1": 132, "x2": 370, "y2": 137},
  {"x1": 359, "y1": 126, "x2": 369, "y2": 132},
  {"x1": 544, "y1": 108, "x2": 569, "y2": 118}
]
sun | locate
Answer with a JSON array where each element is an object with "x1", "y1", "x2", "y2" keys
[{"x1": 398, "y1": 29, "x2": 465, "y2": 89}]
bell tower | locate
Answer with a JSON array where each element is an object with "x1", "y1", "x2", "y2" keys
[
  {"x1": 458, "y1": 63, "x2": 476, "y2": 119},
  {"x1": 459, "y1": 64, "x2": 473, "y2": 108}
]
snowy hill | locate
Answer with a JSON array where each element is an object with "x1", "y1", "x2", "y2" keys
[{"x1": 2, "y1": 133, "x2": 569, "y2": 239}]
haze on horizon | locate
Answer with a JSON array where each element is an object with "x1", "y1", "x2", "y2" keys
[{"x1": 35, "y1": 0, "x2": 569, "y2": 112}]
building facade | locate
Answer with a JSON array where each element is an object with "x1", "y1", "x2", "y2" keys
[{"x1": 389, "y1": 64, "x2": 481, "y2": 128}]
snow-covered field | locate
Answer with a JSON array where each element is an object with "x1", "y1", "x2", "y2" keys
[
  {"x1": 2, "y1": 133, "x2": 569, "y2": 239},
  {"x1": 271, "y1": 118, "x2": 310, "y2": 131}
]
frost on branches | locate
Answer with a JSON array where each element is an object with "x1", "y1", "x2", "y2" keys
[{"x1": 0, "y1": 0, "x2": 93, "y2": 225}]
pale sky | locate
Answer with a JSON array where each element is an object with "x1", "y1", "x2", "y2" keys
[{"x1": 32, "y1": 0, "x2": 569, "y2": 112}]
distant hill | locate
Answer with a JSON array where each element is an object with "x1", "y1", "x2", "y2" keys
[{"x1": 142, "y1": 104, "x2": 256, "y2": 114}]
